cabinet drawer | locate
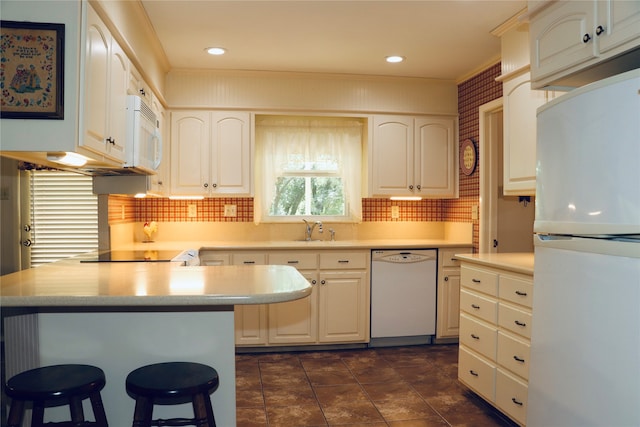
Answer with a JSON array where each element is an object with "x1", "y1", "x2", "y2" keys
[
  {"x1": 461, "y1": 265, "x2": 498, "y2": 296},
  {"x1": 269, "y1": 252, "x2": 318, "y2": 270},
  {"x1": 499, "y1": 302, "x2": 532, "y2": 339},
  {"x1": 232, "y1": 253, "x2": 266, "y2": 265},
  {"x1": 460, "y1": 289, "x2": 498, "y2": 324},
  {"x1": 440, "y1": 248, "x2": 465, "y2": 267},
  {"x1": 199, "y1": 252, "x2": 230, "y2": 266},
  {"x1": 460, "y1": 313, "x2": 497, "y2": 360},
  {"x1": 319, "y1": 252, "x2": 368, "y2": 269},
  {"x1": 499, "y1": 275, "x2": 533, "y2": 308},
  {"x1": 497, "y1": 331, "x2": 530, "y2": 380},
  {"x1": 496, "y1": 368, "x2": 528, "y2": 426},
  {"x1": 459, "y1": 346, "x2": 496, "y2": 402}
]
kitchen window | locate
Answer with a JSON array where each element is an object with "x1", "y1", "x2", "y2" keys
[
  {"x1": 29, "y1": 170, "x2": 98, "y2": 266},
  {"x1": 254, "y1": 116, "x2": 363, "y2": 223}
]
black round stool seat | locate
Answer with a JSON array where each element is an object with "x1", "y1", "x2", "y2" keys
[
  {"x1": 4, "y1": 364, "x2": 109, "y2": 427},
  {"x1": 126, "y1": 362, "x2": 218, "y2": 427}
]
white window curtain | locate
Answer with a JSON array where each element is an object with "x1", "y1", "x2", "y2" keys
[{"x1": 255, "y1": 116, "x2": 363, "y2": 223}]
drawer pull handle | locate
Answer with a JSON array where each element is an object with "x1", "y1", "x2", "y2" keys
[
  {"x1": 471, "y1": 334, "x2": 480, "y2": 340},
  {"x1": 515, "y1": 290, "x2": 527, "y2": 296},
  {"x1": 472, "y1": 278, "x2": 481, "y2": 283},
  {"x1": 512, "y1": 398, "x2": 524, "y2": 406},
  {"x1": 287, "y1": 260, "x2": 299, "y2": 264},
  {"x1": 514, "y1": 320, "x2": 527, "y2": 327},
  {"x1": 243, "y1": 261, "x2": 255, "y2": 264},
  {"x1": 471, "y1": 304, "x2": 480, "y2": 309},
  {"x1": 469, "y1": 370, "x2": 479, "y2": 377},
  {"x1": 338, "y1": 260, "x2": 349, "y2": 263},
  {"x1": 513, "y1": 355, "x2": 525, "y2": 363}
]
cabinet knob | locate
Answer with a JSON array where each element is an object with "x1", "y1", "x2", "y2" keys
[
  {"x1": 583, "y1": 33, "x2": 592, "y2": 43},
  {"x1": 444, "y1": 276, "x2": 449, "y2": 282},
  {"x1": 416, "y1": 185, "x2": 421, "y2": 190},
  {"x1": 595, "y1": 25, "x2": 605, "y2": 36},
  {"x1": 212, "y1": 183, "x2": 217, "y2": 188},
  {"x1": 408, "y1": 185, "x2": 414, "y2": 190},
  {"x1": 203, "y1": 183, "x2": 209, "y2": 188},
  {"x1": 310, "y1": 279, "x2": 317, "y2": 285},
  {"x1": 321, "y1": 280, "x2": 326, "y2": 285}
]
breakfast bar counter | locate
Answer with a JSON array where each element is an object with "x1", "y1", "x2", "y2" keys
[{"x1": 0, "y1": 261, "x2": 311, "y2": 426}]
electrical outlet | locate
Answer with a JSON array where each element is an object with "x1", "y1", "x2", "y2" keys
[
  {"x1": 471, "y1": 205, "x2": 479, "y2": 220},
  {"x1": 187, "y1": 204, "x2": 197, "y2": 218},
  {"x1": 224, "y1": 204, "x2": 237, "y2": 217},
  {"x1": 391, "y1": 205, "x2": 400, "y2": 219}
]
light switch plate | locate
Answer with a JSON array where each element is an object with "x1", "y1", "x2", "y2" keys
[
  {"x1": 471, "y1": 205, "x2": 478, "y2": 220},
  {"x1": 187, "y1": 204, "x2": 197, "y2": 218}
]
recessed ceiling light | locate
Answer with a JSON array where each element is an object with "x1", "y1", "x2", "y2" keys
[
  {"x1": 385, "y1": 55, "x2": 405, "y2": 63},
  {"x1": 205, "y1": 47, "x2": 226, "y2": 55}
]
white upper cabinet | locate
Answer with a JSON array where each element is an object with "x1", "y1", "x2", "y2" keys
[
  {"x1": 497, "y1": 15, "x2": 560, "y2": 196},
  {"x1": 502, "y1": 72, "x2": 550, "y2": 196},
  {"x1": 171, "y1": 111, "x2": 252, "y2": 196},
  {"x1": 529, "y1": 0, "x2": 640, "y2": 89},
  {"x1": 415, "y1": 117, "x2": 458, "y2": 198},
  {"x1": 81, "y1": 5, "x2": 128, "y2": 162},
  {"x1": 370, "y1": 115, "x2": 458, "y2": 198}
]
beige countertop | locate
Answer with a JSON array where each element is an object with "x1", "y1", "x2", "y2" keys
[
  {"x1": 454, "y1": 252, "x2": 534, "y2": 275},
  {"x1": 0, "y1": 261, "x2": 311, "y2": 308},
  {"x1": 121, "y1": 238, "x2": 473, "y2": 252}
]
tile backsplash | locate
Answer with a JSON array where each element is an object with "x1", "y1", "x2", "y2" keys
[{"x1": 109, "y1": 196, "x2": 445, "y2": 223}]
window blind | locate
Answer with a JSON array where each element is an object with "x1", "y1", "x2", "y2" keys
[{"x1": 30, "y1": 171, "x2": 98, "y2": 267}]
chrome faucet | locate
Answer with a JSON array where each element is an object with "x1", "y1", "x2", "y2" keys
[{"x1": 302, "y1": 219, "x2": 323, "y2": 241}]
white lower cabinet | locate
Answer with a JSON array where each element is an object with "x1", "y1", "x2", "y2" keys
[
  {"x1": 200, "y1": 249, "x2": 370, "y2": 347},
  {"x1": 436, "y1": 247, "x2": 471, "y2": 340},
  {"x1": 458, "y1": 262, "x2": 533, "y2": 426}
]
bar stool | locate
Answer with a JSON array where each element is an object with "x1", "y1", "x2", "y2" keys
[
  {"x1": 4, "y1": 364, "x2": 109, "y2": 427},
  {"x1": 125, "y1": 362, "x2": 218, "y2": 427}
]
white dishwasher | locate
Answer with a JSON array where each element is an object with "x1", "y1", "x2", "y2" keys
[{"x1": 370, "y1": 249, "x2": 437, "y2": 347}]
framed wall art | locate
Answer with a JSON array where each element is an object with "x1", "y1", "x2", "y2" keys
[{"x1": 1, "y1": 20, "x2": 65, "y2": 119}]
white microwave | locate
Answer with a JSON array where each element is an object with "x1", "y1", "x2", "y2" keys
[{"x1": 124, "y1": 95, "x2": 162, "y2": 174}]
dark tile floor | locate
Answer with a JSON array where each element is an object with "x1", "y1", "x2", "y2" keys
[{"x1": 235, "y1": 344, "x2": 518, "y2": 427}]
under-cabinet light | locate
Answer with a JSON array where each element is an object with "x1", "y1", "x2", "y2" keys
[
  {"x1": 46, "y1": 152, "x2": 89, "y2": 167},
  {"x1": 169, "y1": 195, "x2": 205, "y2": 200},
  {"x1": 390, "y1": 196, "x2": 422, "y2": 201}
]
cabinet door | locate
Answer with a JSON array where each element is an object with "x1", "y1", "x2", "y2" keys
[
  {"x1": 437, "y1": 268, "x2": 460, "y2": 339},
  {"x1": 233, "y1": 252, "x2": 267, "y2": 345},
  {"x1": 235, "y1": 304, "x2": 268, "y2": 346},
  {"x1": 268, "y1": 271, "x2": 318, "y2": 344},
  {"x1": 530, "y1": 1, "x2": 597, "y2": 81},
  {"x1": 82, "y1": 7, "x2": 110, "y2": 155},
  {"x1": 415, "y1": 117, "x2": 457, "y2": 198},
  {"x1": 318, "y1": 270, "x2": 368, "y2": 342},
  {"x1": 502, "y1": 72, "x2": 548, "y2": 196},
  {"x1": 210, "y1": 112, "x2": 252, "y2": 195},
  {"x1": 370, "y1": 115, "x2": 414, "y2": 197},
  {"x1": 170, "y1": 111, "x2": 210, "y2": 195},
  {"x1": 106, "y1": 39, "x2": 128, "y2": 161},
  {"x1": 596, "y1": 0, "x2": 640, "y2": 54}
]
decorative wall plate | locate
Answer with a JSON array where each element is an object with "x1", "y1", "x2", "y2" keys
[{"x1": 460, "y1": 138, "x2": 477, "y2": 176}]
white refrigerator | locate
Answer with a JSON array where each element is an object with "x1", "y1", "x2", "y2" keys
[{"x1": 527, "y1": 69, "x2": 640, "y2": 426}]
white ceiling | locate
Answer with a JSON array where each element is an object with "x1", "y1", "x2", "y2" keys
[{"x1": 140, "y1": 0, "x2": 527, "y2": 81}]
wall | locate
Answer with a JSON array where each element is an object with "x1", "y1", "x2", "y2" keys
[
  {"x1": 108, "y1": 65, "x2": 502, "y2": 251},
  {"x1": 444, "y1": 63, "x2": 503, "y2": 251}
]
